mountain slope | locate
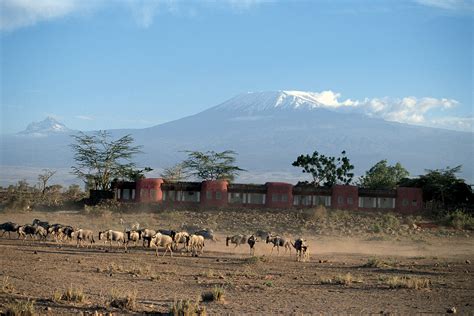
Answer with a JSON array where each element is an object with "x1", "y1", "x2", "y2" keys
[{"x1": 1, "y1": 91, "x2": 472, "y2": 184}]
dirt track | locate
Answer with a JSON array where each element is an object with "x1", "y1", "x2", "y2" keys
[{"x1": 1, "y1": 233, "x2": 473, "y2": 315}]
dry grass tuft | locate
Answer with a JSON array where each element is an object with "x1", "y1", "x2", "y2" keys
[
  {"x1": 244, "y1": 256, "x2": 268, "y2": 265},
  {"x1": 2, "y1": 276, "x2": 15, "y2": 294},
  {"x1": 383, "y1": 276, "x2": 430, "y2": 290},
  {"x1": 109, "y1": 288, "x2": 137, "y2": 311},
  {"x1": 319, "y1": 273, "x2": 363, "y2": 286},
  {"x1": 201, "y1": 285, "x2": 225, "y2": 303},
  {"x1": 4, "y1": 299, "x2": 35, "y2": 316},
  {"x1": 363, "y1": 257, "x2": 399, "y2": 268},
  {"x1": 53, "y1": 285, "x2": 86, "y2": 303},
  {"x1": 170, "y1": 299, "x2": 207, "y2": 316}
]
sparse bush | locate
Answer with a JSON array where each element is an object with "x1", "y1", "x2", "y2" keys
[
  {"x1": 382, "y1": 213, "x2": 400, "y2": 229},
  {"x1": 444, "y1": 210, "x2": 474, "y2": 230},
  {"x1": 371, "y1": 223, "x2": 382, "y2": 233},
  {"x1": 363, "y1": 257, "x2": 387, "y2": 268},
  {"x1": 330, "y1": 210, "x2": 352, "y2": 222},
  {"x1": 201, "y1": 285, "x2": 225, "y2": 302},
  {"x1": 302, "y1": 205, "x2": 327, "y2": 221},
  {"x1": 2, "y1": 276, "x2": 14, "y2": 293},
  {"x1": 319, "y1": 273, "x2": 362, "y2": 286},
  {"x1": 244, "y1": 256, "x2": 268, "y2": 265},
  {"x1": 4, "y1": 299, "x2": 35, "y2": 316},
  {"x1": 109, "y1": 289, "x2": 137, "y2": 310},
  {"x1": 383, "y1": 276, "x2": 430, "y2": 290},
  {"x1": 363, "y1": 257, "x2": 399, "y2": 268},
  {"x1": 170, "y1": 299, "x2": 207, "y2": 316},
  {"x1": 54, "y1": 285, "x2": 85, "y2": 303}
]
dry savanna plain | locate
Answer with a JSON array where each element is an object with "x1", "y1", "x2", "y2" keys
[{"x1": 0, "y1": 207, "x2": 473, "y2": 315}]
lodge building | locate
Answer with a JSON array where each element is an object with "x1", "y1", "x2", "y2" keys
[{"x1": 113, "y1": 178, "x2": 423, "y2": 214}]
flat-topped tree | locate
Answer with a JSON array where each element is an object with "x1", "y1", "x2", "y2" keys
[
  {"x1": 182, "y1": 150, "x2": 245, "y2": 182},
  {"x1": 70, "y1": 131, "x2": 150, "y2": 190},
  {"x1": 292, "y1": 150, "x2": 354, "y2": 187}
]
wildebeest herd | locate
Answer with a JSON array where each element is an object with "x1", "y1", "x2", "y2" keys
[{"x1": 0, "y1": 219, "x2": 309, "y2": 261}]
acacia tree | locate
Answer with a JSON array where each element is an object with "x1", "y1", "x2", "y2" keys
[
  {"x1": 360, "y1": 160, "x2": 409, "y2": 189},
  {"x1": 182, "y1": 150, "x2": 245, "y2": 182},
  {"x1": 70, "y1": 131, "x2": 148, "y2": 190},
  {"x1": 38, "y1": 169, "x2": 57, "y2": 195},
  {"x1": 400, "y1": 165, "x2": 472, "y2": 212},
  {"x1": 160, "y1": 163, "x2": 188, "y2": 182},
  {"x1": 292, "y1": 150, "x2": 354, "y2": 186}
]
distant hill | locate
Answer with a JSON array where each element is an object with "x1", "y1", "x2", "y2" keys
[{"x1": 1, "y1": 91, "x2": 472, "y2": 185}]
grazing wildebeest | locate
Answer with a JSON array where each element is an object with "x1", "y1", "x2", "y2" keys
[
  {"x1": 226, "y1": 234, "x2": 248, "y2": 248},
  {"x1": 247, "y1": 235, "x2": 257, "y2": 255},
  {"x1": 266, "y1": 234, "x2": 291, "y2": 256},
  {"x1": 291, "y1": 238, "x2": 309, "y2": 262},
  {"x1": 0, "y1": 222, "x2": 19, "y2": 239}
]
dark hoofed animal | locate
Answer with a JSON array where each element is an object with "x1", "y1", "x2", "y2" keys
[
  {"x1": 0, "y1": 222, "x2": 19, "y2": 238},
  {"x1": 266, "y1": 234, "x2": 291, "y2": 255},
  {"x1": 247, "y1": 235, "x2": 256, "y2": 255}
]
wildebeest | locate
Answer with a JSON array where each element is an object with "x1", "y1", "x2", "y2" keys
[
  {"x1": 194, "y1": 229, "x2": 217, "y2": 241},
  {"x1": 266, "y1": 234, "x2": 291, "y2": 255},
  {"x1": 0, "y1": 222, "x2": 19, "y2": 238}
]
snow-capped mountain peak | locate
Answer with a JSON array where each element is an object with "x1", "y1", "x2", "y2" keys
[
  {"x1": 18, "y1": 117, "x2": 71, "y2": 136},
  {"x1": 212, "y1": 90, "x2": 356, "y2": 113}
]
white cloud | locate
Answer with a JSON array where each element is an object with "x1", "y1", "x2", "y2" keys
[
  {"x1": 415, "y1": 0, "x2": 474, "y2": 11},
  {"x1": 75, "y1": 115, "x2": 94, "y2": 121},
  {"x1": 1, "y1": 0, "x2": 267, "y2": 31},
  {"x1": 299, "y1": 90, "x2": 469, "y2": 132},
  {"x1": 428, "y1": 116, "x2": 474, "y2": 132},
  {"x1": 0, "y1": 0, "x2": 86, "y2": 31}
]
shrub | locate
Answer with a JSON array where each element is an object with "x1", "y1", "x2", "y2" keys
[
  {"x1": 201, "y1": 286, "x2": 225, "y2": 302},
  {"x1": 444, "y1": 210, "x2": 474, "y2": 230},
  {"x1": 170, "y1": 299, "x2": 207, "y2": 316},
  {"x1": 363, "y1": 257, "x2": 388, "y2": 268},
  {"x1": 4, "y1": 299, "x2": 35, "y2": 316},
  {"x1": 109, "y1": 289, "x2": 137, "y2": 311},
  {"x1": 382, "y1": 213, "x2": 400, "y2": 229},
  {"x1": 371, "y1": 223, "x2": 382, "y2": 234},
  {"x1": 383, "y1": 276, "x2": 430, "y2": 290},
  {"x1": 1, "y1": 276, "x2": 14, "y2": 294},
  {"x1": 54, "y1": 285, "x2": 85, "y2": 303},
  {"x1": 302, "y1": 205, "x2": 327, "y2": 221}
]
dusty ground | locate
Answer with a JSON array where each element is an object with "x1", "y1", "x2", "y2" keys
[{"x1": 0, "y1": 210, "x2": 473, "y2": 315}]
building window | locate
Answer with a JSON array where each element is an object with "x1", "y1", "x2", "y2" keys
[
  {"x1": 281, "y1": 194, "x2": 288, "y2": 202},
  {"x1": 229, "y1": 192, "x2": 244, "y2": 204},
  {"x1": 122, "y1": 189, "x2": 130, "y2": 200},
  {"x1": 412, "y1": 200, "x2": 417, "y2": 206},
  {"x1": 150, "y1": 189, "x2": 157, "y2": 199},
  {"x1": 163, "y1": 190, "x2": 175, "y2": 201},
  {"x1": 402, "y1": 198, "x2": 409, "y2": 206},
  {"x1": 337, "y1": 196, "x2": 344, "y2": 205},
  {"x1": 347, "y1": 197, "x2": 353, "y2": 205},
  {"x1": 272, "y1": 194, "x2": 279, "y2": 202},
  {"x1": 206, "y1": 191, "x2": 212, "y2": 200},
  {"x1": 247, "y1": 193, "x2": 265, "y2": 205},
  {"x1": 215, "y1": 191, "x2": 222, "y2": 200}
]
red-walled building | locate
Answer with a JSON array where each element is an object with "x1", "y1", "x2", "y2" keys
[{"x1": 112, "y1": 178, "x2": 424, "y2": 213}]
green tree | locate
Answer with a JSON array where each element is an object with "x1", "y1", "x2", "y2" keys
[
  {"x1": 400, "y1": 165, "x2": 472, "y2": 212},
  {"x1": 64, "y1": 184, "x2": 86, "y2": 201},
  {"x1": 292, "y1": 150, "x2": 354, "y2": 186},
  {"x1": 182, "y1": 150, "x2": 245, "y2": 182},
  {"x1": 70, "y1": 131, "x2": 148, "y2": 190},
  {"x1": 160, "y1": 163, "x2": 188, "y2": 182},
  {"x1": 360, "y1": 160, "x2": 409, "y2": 189},
  {"x1": 38, "y1": 169, "x2": 57, "y2": 195}
]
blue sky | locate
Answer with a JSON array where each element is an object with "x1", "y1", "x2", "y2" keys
[{"x1": 1, "y1": 0, "x2": 472, "y2": 133}]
